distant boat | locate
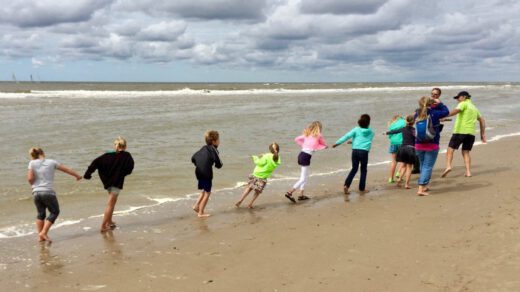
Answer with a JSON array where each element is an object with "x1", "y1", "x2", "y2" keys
[
  {"x1": 30, "y1": 74, "x2": 33, "y2": 82},
  {"x1": 12, "y1": 73, "x2": 18, "y2": 83}
]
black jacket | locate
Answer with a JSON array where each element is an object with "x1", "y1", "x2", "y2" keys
[
  {"x1": 191, "y1": 145, "x2": 223, "y2": 180},
  {"x1": 387, "y1": 126, "x2": 416, "y2": 147},
  {"x1": 84, "y1": 151, "x2": 134, "y2": 189}
]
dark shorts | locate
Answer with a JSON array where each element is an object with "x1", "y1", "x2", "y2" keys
[
  {"x1": 297, "y1": 152, "x2": 312, "y2": 166},
  {"x1": 388, "y1": 144, "x2": 400, "y2": 154},
  {"x1": 33, "y1": 191, "x2": 60, "y2": 223},
  {"x1": 449, "y1": 134, "x2": 476, "y2": 151},
  {"x1": 247, "y1": 175, "x2": 268, "y2": 193},
  {"x1": 197, "y1": 179, "x2": 212, "y2": 193},
  {"x1": 396, "y1": 145, "x2": 416, "y2": 164}
]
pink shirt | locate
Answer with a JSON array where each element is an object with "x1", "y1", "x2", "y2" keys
[{"x1": 295, "y1": 134, "x2": 327, "y2": 151}]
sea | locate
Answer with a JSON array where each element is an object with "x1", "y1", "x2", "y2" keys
[{"x1": 1, "y1": 82, "x2": 519, "y2": 239}]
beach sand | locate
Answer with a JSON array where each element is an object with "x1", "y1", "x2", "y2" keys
[{"x1": 2, "y1": 136, "x2": 520, "y2": 291}]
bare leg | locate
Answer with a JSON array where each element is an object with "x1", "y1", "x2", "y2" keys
[
  {"x1": 198, "y1": 192, "x2": 211, "y2": 217},
  {"x1": 101, "y1": 193, "x2": 118, "y2": 232},
  {"x1": 404, "y1": 164, "x2": 413, "y2": 189},
  {"x1": 389, "y1": 154, "x2": 397, "y2": 182},
  {"x1": 39, "y1": 220, "x2": 53, "y2": 242},
  {"x1": 236, "y1": 187, "x2": 253, "y2": 207},
  {"x1": 193, "y1": 191, "x2": 204, "y2": 213},
  {"x1": 248, "y1": 190, "x2": 261, "y2": 208},
  {"x1": 36, "y1": 219, "x2": 45, "y2": 241},
  {"x1": 441, "y1": 147, "x2": 455, "y2": 177},
  {"x1": 462, "y1": 150, "x2": 472, "y2": 177}
]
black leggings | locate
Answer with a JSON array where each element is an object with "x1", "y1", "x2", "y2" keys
[
  {"x1": 33, "y1": 192, "x2": 60, "y2": 223},
  {"x1": 344, "y1": 149, "x2": 369, "y2": 191}
]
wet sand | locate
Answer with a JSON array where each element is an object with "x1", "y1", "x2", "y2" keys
[{"x1": 2, "y1": 136, "x2": 520, "y2": 291}]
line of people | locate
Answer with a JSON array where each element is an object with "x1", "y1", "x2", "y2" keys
[{"x1": 27, "y1": 88, "x2": 485, "y2": 242}]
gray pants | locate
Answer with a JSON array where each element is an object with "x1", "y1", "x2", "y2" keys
[{"x1": 33, "y1": 191, "x2": 60, "y2": 223}]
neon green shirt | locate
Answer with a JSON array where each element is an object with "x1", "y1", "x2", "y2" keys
[
  {"x1": 252, "y1": 153, "x2": 281, "y2": 179},
  {"x1": 453, "y1": 100, "x2": 481, "y2": 135}
]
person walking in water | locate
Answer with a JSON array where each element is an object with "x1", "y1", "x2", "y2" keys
[
  {"x1": 27, "y1": 147, "x2": 82, "y2": 242},
  {"x1": 84, "y1": 137, "x2": 134, "y2": 232}
]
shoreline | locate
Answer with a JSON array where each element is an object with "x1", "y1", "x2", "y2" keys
[
  {"x1": 2, "y1": 131, "x2": 520, "y2": 240},
  {"x1": 1, "y1": 135, "x2": 520, "y2": 291}
]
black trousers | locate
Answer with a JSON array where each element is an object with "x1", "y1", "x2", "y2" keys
[{"x1": 345, "y1": 149, "x2": 369, "y2": 191}]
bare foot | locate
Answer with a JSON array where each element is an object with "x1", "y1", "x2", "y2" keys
[
  {"x1": 396, "y1": 180, "x2": 403, "y2": 187},
  {"x1": 39, "y1": 233, "x2": 52, "y2": 243},
  {"x1": 441, "y1": 168, "x2": 452, "y2": 178},
  {"x1": 343, "y1": 186, "x2": 350, "y2": 195},
  {"x1": 100, "y1": 225, "x2": 111, "y2": 233},
  {"x1": 198, "y1": 213, "x2": 211, "y2": 218},
  {"x1": 417, "y1": 192, "x2": 429, "y2": 196},
  {"x1": 38, "y1": 234, "x2": 46, "y2": 242},
  {"x1": 405, "y1": 185, "x2": 411, "y2": 189},
  {"x1": 235, "y1": 201, "x2": 241, "y2": 208},
  {"x1": 247, "y1": 205, "x2": 254, "y2": 209},
  {"x1": 359, "y1": 189, "x2": 370, "y2": 194},
  {"x1": 465, "y1": 173, "x2": 472, "y2": 177},
  {"x1": 192, "y1": 206, "x2": 199, "y2": 213}
]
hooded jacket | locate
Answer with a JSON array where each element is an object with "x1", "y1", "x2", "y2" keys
[
  {"x1": 191, "y1": 145, "x2": 223, "y2": 180},
  {"x1": 252, "y1": 153, "x2": 281, "y2": 179},
  {"x1": 335, "y1": 127, "x2": 375, "y2": 151},
  {"x1": 387, "y1": 118, "x2": 406, "y2": 145}
]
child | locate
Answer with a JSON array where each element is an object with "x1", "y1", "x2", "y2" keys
[
  {"x1": 285, "y1": 121, "x2": 327, "y2": 203},
  {"x1": 27, "y1": 147, "x2": 82, "y2": 242},
  {"x1": 191, "y1": 130, "x2": 223, "y2": 217},
  {"x1": 386, "y1": 115, "x2": 406, "y2": 183},
  {"x1": 385, "y1": 115, "x2": 416, "y2": 189},
  {"x1": 235, "y1": 143, "x2": 281, "y2": 208},
  {"x1": 84, "y1": 137, "x2": 134, "y2": 232},
  {"x1": 333, "y1": 114, "x2": 374, "y2": 194}
]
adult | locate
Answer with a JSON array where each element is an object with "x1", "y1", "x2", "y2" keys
[
  {"x1": 441, "y1": 91, "x2": 486, "y2": 178},
  {"x1": 27, "y1": 147, "x2": 82, "y2": 242},
  {"x1": 414, "y1": 96, "x2": 449, "y2": 196}
]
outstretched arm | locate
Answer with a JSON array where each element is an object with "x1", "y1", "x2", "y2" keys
[
  {"x1": 27, "y1": 169, "x2": 35, "y2": 185},
  {"x1": 58, "y1": 164, "x2": 82, "y2": 181},
  {"x1": 478, "y1": 116, "x2": 486, "y2": 143}
]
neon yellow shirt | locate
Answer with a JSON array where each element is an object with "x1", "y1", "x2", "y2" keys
[
  {"x1": 252, "y1": 153, "x2": 281, "y2": 179},
  {"x1": 453, "y1": 100, "x2": 481, "y2": 135}
]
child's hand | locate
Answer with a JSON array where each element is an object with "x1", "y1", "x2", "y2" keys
[
  {"x1": 381, "y1": 132, "x2": 387, "y2": 135},
  {"x1": 332, "y1": 144, "x2": 338, "y2": 148},
  {"x1": 347, "y1": 141, "x2": 352, "y2": 144}
]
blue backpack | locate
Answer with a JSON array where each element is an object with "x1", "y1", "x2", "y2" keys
[{"x1": 416, "y1": 114, "x2": 437, "y2": 142}]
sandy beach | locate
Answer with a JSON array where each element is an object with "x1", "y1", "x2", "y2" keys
[{"x1": 2, "y1": 136, "x2": 520, "y2": 291}]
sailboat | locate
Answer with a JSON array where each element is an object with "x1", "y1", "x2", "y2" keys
[
  {"x1": 12, "y1": 73, "x2": 18, "y2": 83},
  {"x1": 30, "y1": 74, "x2": 34, "y2": 82}
]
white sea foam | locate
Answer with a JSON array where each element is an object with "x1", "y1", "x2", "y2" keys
[
  {"x1": 0, "y1": 84, "x2": 515, "y2": 99},
  {"x1": 1, "y1": 132, "x2": 519, "y2": 240}
]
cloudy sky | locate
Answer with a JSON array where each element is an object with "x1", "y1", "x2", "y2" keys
[{"x1": 1, "y1": 0, "x2": 519, "y2": 82}]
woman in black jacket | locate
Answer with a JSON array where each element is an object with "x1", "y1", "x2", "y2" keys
[{"x1": 84, "y1": 137, "x2": 134, "y2": 232}]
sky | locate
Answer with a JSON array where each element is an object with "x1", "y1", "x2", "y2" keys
[{"x1": 1, "y1": 0, "x2": 519, "y2": 82}]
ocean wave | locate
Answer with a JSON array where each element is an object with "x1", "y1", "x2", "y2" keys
[
  {"x1": 0, "y1": 84, "x2": 516, "y2": 99},
  {"x1": 1, "y1": 131, "x2": 519, "y2": 240}
]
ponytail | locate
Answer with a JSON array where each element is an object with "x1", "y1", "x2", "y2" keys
[
  {"x1": 269, "y1": 143, "x2": 280, "y2": 162},
  {"x1": 417, "y1": 96, "x2": 431, "y2": 121},
  {"x1": 29, "y1": 147, "x2": 45, "y2": 159}
]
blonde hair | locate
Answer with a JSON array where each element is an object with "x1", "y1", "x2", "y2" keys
[
  {"x1": 417, "y1": 96, "x2": 432, "y2": 121},
  {"x1": 113, "y1": 136, "x2": 127, "y2": 151},
  {"x1": 303, "y1": 121, "x2": 322, "y2": 137},
  {"x1": 389, "y1": 115, "x2": 402, "y2": 125},
  {"x1": 205, "y1": 130, "x2": 219, "y2": 145},
  {"x1": 269, "y1": 142, "x2": 280, "y2": 162},
  {"x1": 29, "y1": 147, "x2": 45, "y2": 159}
]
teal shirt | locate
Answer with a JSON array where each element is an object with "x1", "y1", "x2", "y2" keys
[
  {"x1": 335, "y1": 127, "x2": 375, "y2": 151},
  {"x1": 387, "y1": 118, "x2": 406, "y2": 145},
  {"x1": 252, "y1": 153, "x2": 281, "y2": 179}
]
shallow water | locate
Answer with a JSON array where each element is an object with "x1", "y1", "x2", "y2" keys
[{"x1": 1, "y1": 82, "x2": 519, "y2": 238}]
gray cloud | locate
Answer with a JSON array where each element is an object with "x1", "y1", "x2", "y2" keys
[
  {"x1": 0, "y1": 0, "x2": 112, "y2": 27},
  {"x1": 300, "y1": 0, "x2": 388, "y2": 15},
  {"x1": 1, "y1": 0, "x2": 519, "y2": 81}
]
